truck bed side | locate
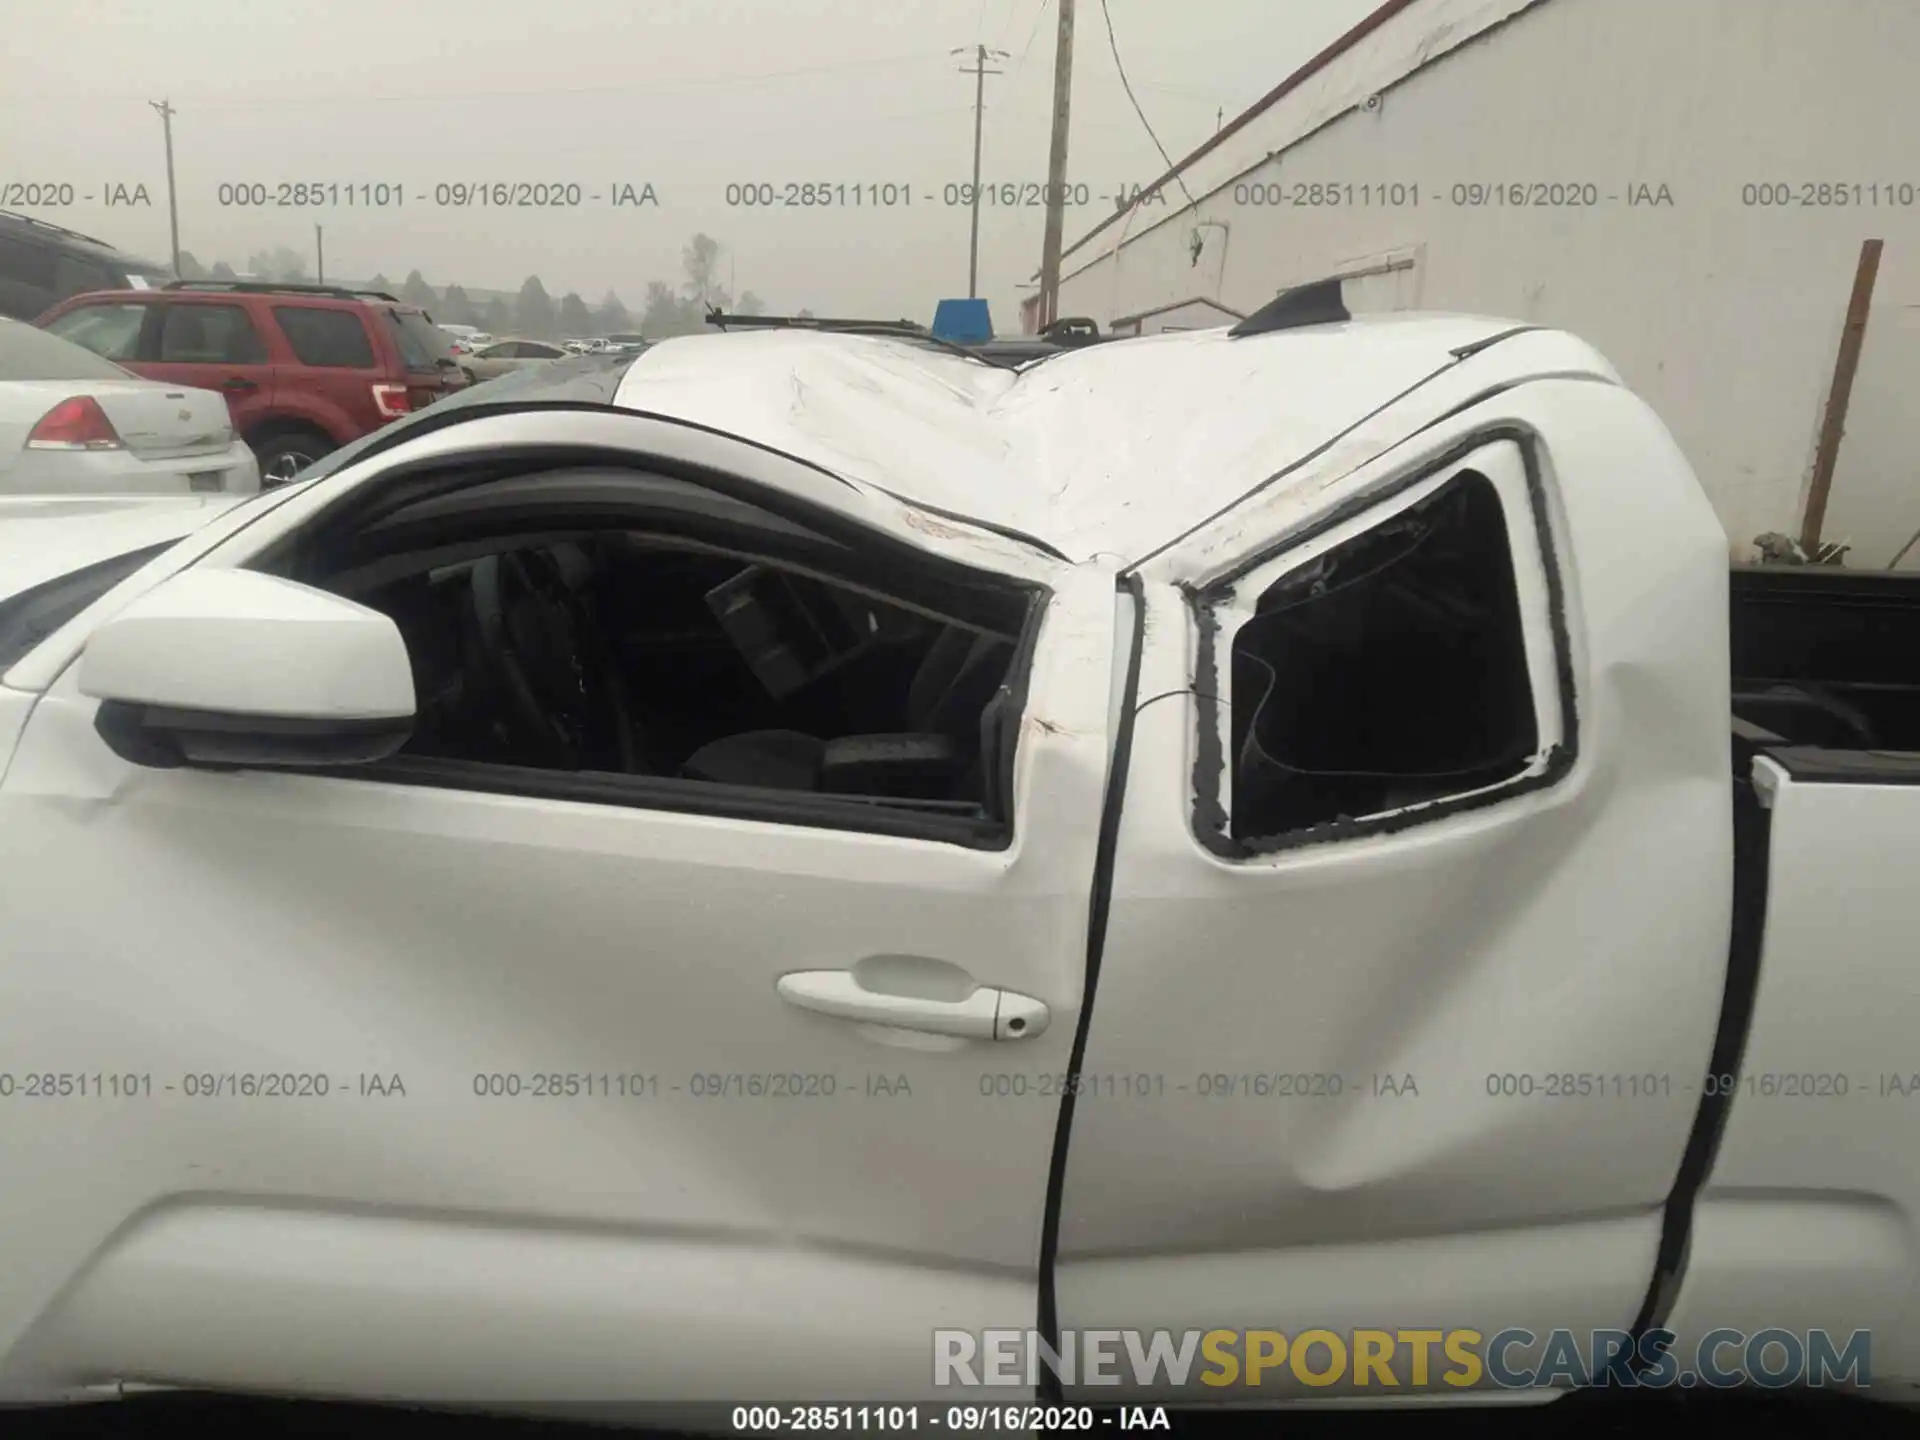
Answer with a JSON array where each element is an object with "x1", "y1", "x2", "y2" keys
[{"x1": 1666, "y1": 567, "x2": 1920, "y2": 1389}]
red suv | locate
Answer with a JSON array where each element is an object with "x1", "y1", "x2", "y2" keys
[{"x1": 35, "y1": 280, "x2": 468, "y2": 484}]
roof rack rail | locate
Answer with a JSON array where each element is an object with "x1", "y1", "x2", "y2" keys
[
  {"x1": 704, "y1": 310, "x2": 929, "y2": 335},
  {"x1": 0, "y1": 208, "x2": 117, "y2": 249},
  {"x1": 162, "y1": 279, "x2": 401, "y2": 302},
  {"x1": 1228, "y1": 277, "x2": 1350, "y2": 337}
]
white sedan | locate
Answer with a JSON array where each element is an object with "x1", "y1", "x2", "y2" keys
[{"x1": 0, "y1": 317, "x2": 259, "y2": 495}]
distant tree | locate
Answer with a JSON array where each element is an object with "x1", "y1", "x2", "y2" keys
[
  {"x1": 439, "y1": 284, "x2": 480, "y2": 327},
  {"x1": 246, "y1": 245, "x2": 309, "y2": 282},
  {"x1": 367, "y1": 272, "x2": 393, "y2": 292},
  {"x1": 591, "y1": 290, "x2": 630, "y2": 335},
  {"x1": 681, "y1": 233, "x2": 728, "y2": 308},
  {"x1": 514, "y1": 276, "x2": 556, "y2": 339},
  {"x1": 641, "y1": 279, "x2": 704, "y2": 338},
  {"x1": 174, "y1": 251, "x2": 206, "y2": 280},
  {"x1": 209, "y1": 260, "x2": 238, "y2": 281},
  {"x1": 736, "y1": 290, "x2": 766, "y2": 316},
  {"x1": 556, "y1": 291, "x2": 593, "y2": 337},
  {"x1": 481, "y1": 296, "x2": 514, "y2": 335},
  {"x1": 795, "y1": 307, "x2": 815, "y2": 319},
  {"x1": 400, "y1": 270, "x2": 437, "y2": 310},
  {"x1": 639, "y1": 280, "x2": 675, "y2": 335}
]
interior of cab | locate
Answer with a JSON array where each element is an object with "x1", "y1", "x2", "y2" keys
[
  {"x1": 1227, "y1": 470, "x2": 1543, "y2": 839},
  {"x1": 327, "y1": 532, "x2": 1021, "y2": 809}
]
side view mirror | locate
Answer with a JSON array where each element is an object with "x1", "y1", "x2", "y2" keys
[{"x1": 78, "y1": 568, "x2": 416, "y2": 769}]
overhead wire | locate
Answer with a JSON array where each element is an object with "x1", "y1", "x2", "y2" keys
[
  {"x1": 977, "y1": 0, "x2": 1051, "y2": 149},
  {"x1": 1095, "y1": 0, "x2": 1199, "y2": 211}
]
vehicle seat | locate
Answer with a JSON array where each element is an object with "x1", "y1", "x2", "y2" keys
[
  {"x1": 168, "y1": 310, "x2": 216, "y2": 362},
  {"x1": 681, "y1": 626, "x2": 1008, "y2": 791}
]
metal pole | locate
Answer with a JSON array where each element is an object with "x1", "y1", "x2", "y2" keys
[
  {"x1": 955, "y1": 45, "x2": 1005, "y2": 301},
  {"x1": 149, "y1": 100, "x2": 180, "y2": 276},
  {"x1": 1801, "y1": 238, "x2": 1884, "y2": 554},
  {"x1": 969, "y1": 48, "x2": 987, "y2": 297},
  {"x1": 1037, "y1": 0, "x2": 1076, "y2": 327},
  {"x1": 315, "y1": 224, "x2": 324, "y2": 283}
]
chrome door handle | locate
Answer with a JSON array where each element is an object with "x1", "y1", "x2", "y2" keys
[{"x1": 776, "y1": 970, "x2": 1049, "y2": 1041}]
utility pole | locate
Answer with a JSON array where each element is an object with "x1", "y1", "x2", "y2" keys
[
  {"x1": 314, "y1": 224, "x2": 325, "y2": 284},
  {"x1": 1037, "y1": 0, "x2": 1076, "y2": 327},
  {"x1": 954, "y1": 44, "x2": 1007, "y2": 299},
  {"x1": 148, "y1": 99, "x2": 181, "y2": 277},
  {"x1": 1216, "y1": 106, "x2": 1224, "y2": 133}
]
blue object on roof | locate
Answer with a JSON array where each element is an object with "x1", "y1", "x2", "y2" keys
[{"x1": 931, "y1": 298, "x2": 993, "y2": 343}]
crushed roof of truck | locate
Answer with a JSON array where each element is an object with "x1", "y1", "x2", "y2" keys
[{"x1": 610, "y1": 317, "x2": 1616, "y2": 563}]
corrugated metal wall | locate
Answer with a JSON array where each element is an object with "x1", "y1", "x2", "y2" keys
[{"x1": 1056, "y1": 0, "x2": 1920, "y2": 563}]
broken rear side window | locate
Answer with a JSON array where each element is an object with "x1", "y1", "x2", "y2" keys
[{"x1": 1229, "y1": 471, "x2": 1540, "y2": 841}]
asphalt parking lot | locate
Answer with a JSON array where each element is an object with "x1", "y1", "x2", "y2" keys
[{"x1": 6, "y1": 1391, "x2": 1912, "y2": 1438}]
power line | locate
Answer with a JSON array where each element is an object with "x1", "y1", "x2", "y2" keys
[
  {"x1": 978, "y1": 0, "x2": 1052, "y2": 147},
  {"x1": 994, "y1": 0, "x2": 1035, "y2": 50},
  {"x1": 1095, "y1": 0, "x2": 1198, "y2": 211},
  {"x1": 1013, "y1": 0, "x2": 1054, "y2": 72}
]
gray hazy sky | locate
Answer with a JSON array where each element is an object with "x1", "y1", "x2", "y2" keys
[{"x1": 5, "y1": 0, "x2": 1379, "y2": 322}]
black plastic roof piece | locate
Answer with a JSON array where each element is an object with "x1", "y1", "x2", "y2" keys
[
  {"x1": 1040, "y1": 316, "x2": 1104, "y2": 347},
  {"x1": 164, "y1": 280, "x2": 402, "y2": 303},
  {"x1": 0, "y1": 209, "x2": 118, "y2": 250},
  {"x1": 702, "y1": 310, "x2": 1039, "y2": 371},
  {"x1": 704, "y1": 311, "x2": 927, "y2": 335},
  {"x1": 1228, "y1": 278, "x2": 1351, "y2": 337}
]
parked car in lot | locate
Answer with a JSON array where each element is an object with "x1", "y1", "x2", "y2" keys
[
  {"x1": 459, "y1": 335, "x2": 569, "y2": 382},
  {"x1": 36, "y1": 280, "x2": 466, "y2": 484},
  {"x1": 605, "y1": 331, "x2": 649, "y2": 353},
  {"x1": 0, "y1": 315, "x2": 258, "y2": 494},
  {"x1": 0, "y1": 211, "x2": 170, "y2": 323},
  {"x1": 5, "y1": 292, "x2": 1920, "y2": 1418}
]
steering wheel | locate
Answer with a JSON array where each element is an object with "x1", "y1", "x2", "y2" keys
[{"x1": 467, "y1": 546, "x2": 640, "y2": 772}]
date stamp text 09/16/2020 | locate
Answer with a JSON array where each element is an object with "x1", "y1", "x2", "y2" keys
[
  {"x1": 17, "y1": 176, "x2": 1920, "y2": 213},
  {"x1": 5, "y1": 1068, "x2": 1920, "y2": 1102}
]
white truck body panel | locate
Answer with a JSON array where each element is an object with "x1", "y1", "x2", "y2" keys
[{"x1": 0, "y1": 317, "x2": 1910, "y2": 1415}]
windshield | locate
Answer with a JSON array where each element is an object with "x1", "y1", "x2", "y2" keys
[
  {"x1": 0, "y1": 540, "x2": 173, "y2": 669},
  {"x1": 383, "y1": 308, "x2": 451, "y2": 372},
  {"x1": 0, "y1": 316, "x2": 133, "y2": 381}
]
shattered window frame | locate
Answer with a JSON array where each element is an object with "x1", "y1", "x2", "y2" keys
[{"x1": 1187, "y1": 431, "x2": 1578, "y2": 859}]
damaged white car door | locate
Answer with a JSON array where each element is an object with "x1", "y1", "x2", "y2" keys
[
  {"x1": 0, "y1": 412, "x2": 1114, "y2": 1407},
  {"x1": 1053, "y1": 388, "x2": 1734, "y2": 1400}
]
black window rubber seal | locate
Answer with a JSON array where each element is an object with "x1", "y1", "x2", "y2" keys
[
  {"x1": 1622, "y1": 735, "x2": 1775, "y2": 1378},
  {"x1": 1188, "y1": 423, "x2": 1579, "y2": 859},
  {"x1": 270, "y1": 755, "x2": 1014, "y2": 850},
  {"x1": 1035, "y1": 570, "x2": 1147, "y2": 1402}
]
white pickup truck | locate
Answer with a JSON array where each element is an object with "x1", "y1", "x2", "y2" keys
[{"x1": 0, "y1": 295, "x2": 1914, "y2": 1420}]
